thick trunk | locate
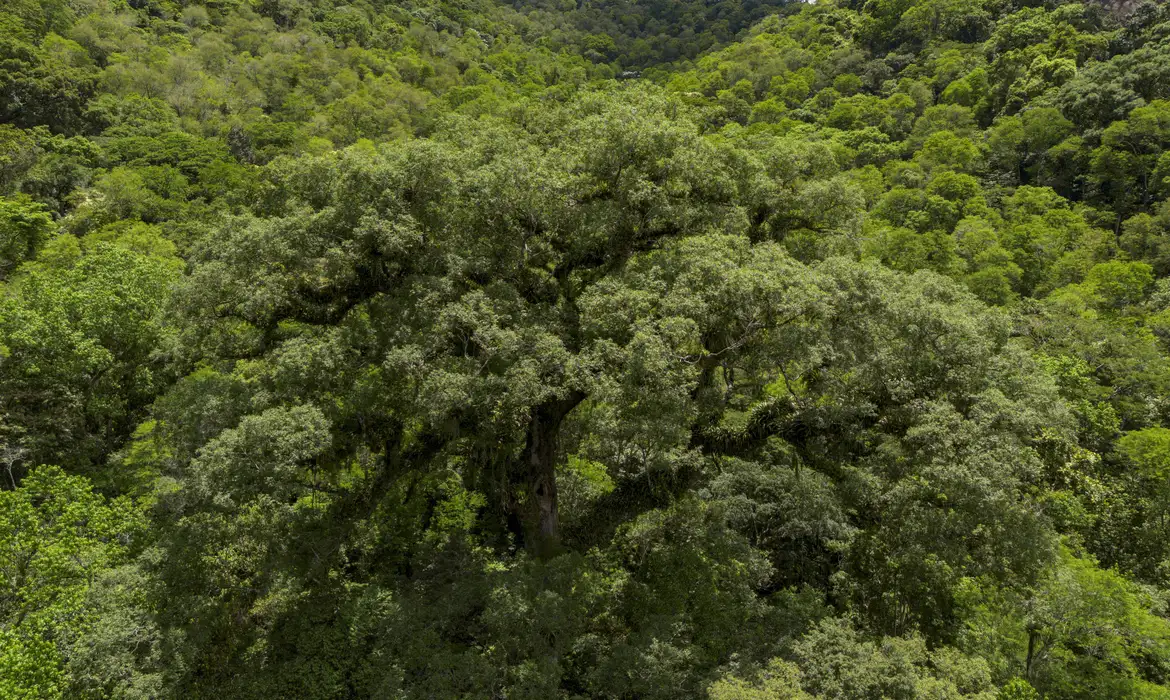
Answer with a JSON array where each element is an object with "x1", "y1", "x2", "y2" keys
[
  {"x1": 1025, "y1": 629, "x2": 1037, "y2": 680},
  {"x1": 520, "y1": 391, "x2": 586, "y2": 557},
  {"x1": 527, "y1": 411, "x2": 560, "y2": 553}
]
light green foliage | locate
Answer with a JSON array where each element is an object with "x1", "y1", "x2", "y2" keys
[
  {"x1": 1084, "y1": 261, "x2": 1155, "y2": 311},
  {"x1": 1119, "y1": 428, "x2": 1170, "y2": 480},
  {"x1": 0, "y1": 236, "x2": 178, "y2": 476},
  {"x1": 0, "y1": 629, "x2": 63, "y2": 700},
  {"x1": 957, "y1": 548, "x2": 1170, "y2": 698},
  {"x1": 0, "y1": 466, "x2": 146, "y2": 698},
  {"x1": 709, "y1": 659, "x2": 811, "y2": 699},
  {"x1": 793, "y1": 618, "x2": 997, "y2": 699},
  {"x1": 998, "y1": 678, "x2": 1040, "y2": 700}
]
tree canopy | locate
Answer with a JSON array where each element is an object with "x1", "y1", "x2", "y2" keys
[{"x1": 5, "y1": 0, "x2": 1170, "y2": 697}]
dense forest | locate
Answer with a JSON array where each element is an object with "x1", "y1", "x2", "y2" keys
[{"x1": 7, "y1": 0, "x2": 1170, "y2": 696}]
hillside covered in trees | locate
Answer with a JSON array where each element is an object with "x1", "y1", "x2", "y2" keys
[{"x1": 7, "y1": 0, "x2": 1170, "y2": 697}]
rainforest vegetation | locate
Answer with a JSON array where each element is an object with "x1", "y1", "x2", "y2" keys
[{"x1": 6, "y1": 0, "x2": 1170, "y2": 697}]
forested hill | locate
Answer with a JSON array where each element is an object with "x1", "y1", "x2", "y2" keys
[{"x1": 9, "y1": 0, "x2": 1170, "y2": 697}]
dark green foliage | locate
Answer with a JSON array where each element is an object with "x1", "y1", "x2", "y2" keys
[
  {"x1": 511, "y1": 0, "x2": 791, "y2": 67},
  {"x1": 0, "y1": 196, "x2": 53, "y2": 280}
]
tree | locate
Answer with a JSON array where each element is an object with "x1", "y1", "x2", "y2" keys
[
  {"x1": 962, "y1": 548, "x2": 1170, "y2": 698},
  {"x1": 170, "y1": 89, "x2": 760, "y2": 557},
  {"x1": 791, "y1": 617, "x2": 997, "y2": 698},
  {"x1": 987, "y1": 108, "x2": 1074, "y2": 186},
  {"x1": 709, "y1": 659, "x2": 812, "y2": 699},
  {"x1": 0, "y1": 466, "x2": 146, "y2": 698},
  {"x1": 1089, "y1": 101, "x2": 1170, "y2": 224},
  {"x1": 0, "y1": 237, "x2": 178, "y2": 479},
  {"x1": 0, "y1": 196, "x2": 52, "y2": 280}
]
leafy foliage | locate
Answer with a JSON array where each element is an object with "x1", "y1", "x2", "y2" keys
[{"x1": 4, "y1": 0, "x2": 1170, "y2": 696}]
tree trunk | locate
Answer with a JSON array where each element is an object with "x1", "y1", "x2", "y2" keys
[
  {"x1": 520, "y1": 391, "x2": 585, "y2": 558},
  {"x1": 1025, "y1": 628, "x2": 1037, "y2": 681}
]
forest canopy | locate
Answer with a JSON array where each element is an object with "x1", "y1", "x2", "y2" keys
[{"x1": 5, "y1": 0, "x2": 1170, "y2": 697}]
